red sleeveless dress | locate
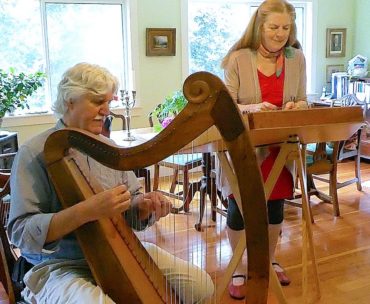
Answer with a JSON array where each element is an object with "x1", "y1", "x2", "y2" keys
[{"x1": 258, "y1": 68, "x2": 293, "y2": 200}]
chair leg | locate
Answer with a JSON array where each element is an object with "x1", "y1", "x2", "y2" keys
[
  {"x1": 153, "y1": 164, "x2": 160, "y2": 191},
  {"x1": 195, "y1": 174, "x2": 222, "y2": 231},
  {"x1": 194, "y1": 178, "x2": 208, "y2": 231},
  {"x1": 211, "y1": 180, "x2": 217, "y2": 222},
  {"x1": 182, "y1": 169, "x2": 190, "y2": 212},
  {"x1": 0, "y1": 201, "x2": 6, "y2": 227},
  {"x1": 0, "y1": 200, "x2": 9, "y2": 227},
  {"x1": 181, "y1": 180, "x2": 201, "y2": 214},
  {"x1": 355, "y1": 155, "x2": 362, "y2": 191},
  {"x1": 169, "y1": 169, "x2": 179, "y2": 194},
  {"x1": 134, "y1": 168, "x2": 151, "y2": 193},
  {"x1": 330, "y1": 171, "x2": 340, "y2": 217},
  {"x1": 144, "y1": 170, "x2": 151, "y2": 193}
]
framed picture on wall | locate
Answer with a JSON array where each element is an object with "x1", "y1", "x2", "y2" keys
[
  {"x1": 326, "y1": 64, "x2": 345, "y2": 83},
  {"x1": 326, "y1": 28, "x2": 346, "y2": 57},
  {"x1": 146, "y1": 28, "x2": 176, "y2": 56}
]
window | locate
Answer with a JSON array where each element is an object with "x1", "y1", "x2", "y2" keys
[
  {"x1": 0, "y1": 0, "x2": 132, "y2": 114},
  {"x1": 0, "y1": 0, "x2": 45, "y2": 113},
  {"x1": 184, "y1": 0, "x2": 313, "y2": 92}
]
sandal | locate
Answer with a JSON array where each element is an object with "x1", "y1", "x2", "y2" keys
[
  {"x1": 228, "y1": 274, "x2": 246, "y2": 300},
  {"x1": 272, "y1": 262, "x2": 291, "y2": 286}
]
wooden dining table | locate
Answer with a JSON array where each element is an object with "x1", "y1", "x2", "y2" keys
[{"x1": 110, "y1": 127, "x2": 157, "y2": 147}]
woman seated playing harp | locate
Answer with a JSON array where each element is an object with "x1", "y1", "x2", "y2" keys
[{"x1": 7, "y1": 63, "x2": 214, "y2": 304}]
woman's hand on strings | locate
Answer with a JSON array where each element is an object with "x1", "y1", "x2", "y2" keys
[
  {"x1": 137, "y1": 191, "x2": 172, "y2": 221},
  {"x1": 238, "y1": 102, "x2": 279, "y2": 114},
  {"x1": 83, "y1": 185, "x2": 131, "y2": 221},
  {"x1": 260, "y1": 101, "x2": 280, "y2": 111},
  {"x1": 283, "y1": 100, "x2": 308, "y2": 110}
]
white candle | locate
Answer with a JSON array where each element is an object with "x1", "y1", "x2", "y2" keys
[{"x1": 131, "y1": 70, "x2": 136, "y2": 91}]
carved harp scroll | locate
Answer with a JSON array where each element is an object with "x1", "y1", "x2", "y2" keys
[{"x1": 44, "y1": 71, "x2": 269, "y2": 303}]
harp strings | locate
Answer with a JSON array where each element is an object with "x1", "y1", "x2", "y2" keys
[
  {"x1": 135, "y1": 136, "x2": 229, "y2": 303},
  {"x1": 161, "y1": 134, "x2": 233, "y2": 303},
  {"x1": 71, "y1": 130, "x2": 248, "y2": 303},
  {"x1": 70, "y1": 148, "x2": 172, "y2": 301},
  {"x1": 154, "y1": 145, "x2": 199, "y2": 302}
]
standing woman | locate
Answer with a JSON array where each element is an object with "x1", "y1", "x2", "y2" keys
[{"x1": 220, "y1": 0, "x2": 308, "y2": 300}]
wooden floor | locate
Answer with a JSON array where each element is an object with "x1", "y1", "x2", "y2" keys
[
  {"x1": 137, "y1": 160, "x2": 370, "y2": 303},
  {"x1": 2, "y1": 160, "x2": 370, "y2": 303}
]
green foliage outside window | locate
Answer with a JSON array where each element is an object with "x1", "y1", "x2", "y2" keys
[
  {"x1": 189, "y1": 5, "x2": 234, "y2": 79},
  {"x1": 0, "y1": 67, "x2": 46, "y2": 118}
]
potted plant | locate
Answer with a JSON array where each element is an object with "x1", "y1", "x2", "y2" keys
[
  {"x1": 152, "y1": 90, "x2": 188, "y2": 131},
  {"x1": 0, "y1": 67, "x2": 46, "y2": 120}
]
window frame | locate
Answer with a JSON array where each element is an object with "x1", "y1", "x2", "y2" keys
[
  {"x1": 40, "y1": 0, "x2": 133, "y2": 107},
  {"x1": 182, "y1": 0, "x2": 316, "y2": 94},
  {"x1": 3, "y1": 0, "x2": 140, "y2": 127}
]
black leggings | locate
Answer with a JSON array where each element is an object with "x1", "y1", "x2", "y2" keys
[{"x1": 226, "y1": 197, "x2": 284, "y2": 230}]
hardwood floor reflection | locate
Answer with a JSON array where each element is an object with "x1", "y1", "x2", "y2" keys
[
  {"x1": 1, "y1": 162, "x2": 368, "y2": 303},
  {"x1": 137, "y1": 160, "x2": 370, "y2": 303}
]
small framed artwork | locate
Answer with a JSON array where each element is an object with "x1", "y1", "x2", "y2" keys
[
  {"x1": 326, "y1": 28, "x2": 346, "y2": 57},
  {"x1": 146, "y1": 28, "x2": 176, "y2": 56},
  {"x1": 326, "y1": 64, "x2": 345, "y2": 83}
]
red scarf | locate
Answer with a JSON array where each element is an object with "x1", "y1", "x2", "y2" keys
[{"x1": 257, "y1": 44, "x2": 284, "y2": 77}]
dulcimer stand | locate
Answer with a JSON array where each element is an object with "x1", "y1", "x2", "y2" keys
[{"x1": 191, "y1": 106, "x2": 364, "y2": 303}]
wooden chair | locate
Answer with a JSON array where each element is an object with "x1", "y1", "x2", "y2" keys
[
  {"x1": 0, "y1": 152, "x2": 16, "y2": 226},
  {"x1": 149, "y1": 105, "x2": 203, "y2": 213},
  {"x1": 103, "y1": 112, "x2": 152, "y2": 192},
  {"x1": 0, "y1": 225, "x2": 16, "y2": 304},
  {"x1": 289, "y1": 127, "x2": 363, "y2": 220},
  {"x1": 0, "y1": 152, "x2": 23, "y2": 303},
  {"x1": 306, "y1": 128, "x2": 362, "y2": 217},
  {"x1": 288, "y1": 100, "x2": 364, "y2": 219}
]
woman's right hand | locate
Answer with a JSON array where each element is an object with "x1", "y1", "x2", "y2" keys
[
  {"x1": 260, "y1": 101, "x2": 279, "y2": 111},
  {"x1": 81, "y1": 185, "x2": 131, "y2": 222},
  {"x1": 238, "y1": 102, "x2": 279, "y2": 114}
]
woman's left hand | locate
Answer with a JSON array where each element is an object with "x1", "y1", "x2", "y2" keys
[
  {"x1": 283, "y1": 100, "x2": 308, "y2": 110},
  {"x1": 284, "y1": 101, "x2": 295, "y2": 110}
]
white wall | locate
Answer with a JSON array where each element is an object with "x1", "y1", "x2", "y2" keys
[{"x1": 4, "y1": 0, "x2": 366, "y2": 144}]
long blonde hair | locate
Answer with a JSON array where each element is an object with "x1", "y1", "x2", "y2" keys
[{"x1": 221, "y1": 0, "x2": 298, "y2": 68}]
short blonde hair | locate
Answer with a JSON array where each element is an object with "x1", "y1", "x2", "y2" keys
[
  {"x1": 221, "y1": 0, "x2": 298, "y2": 68},
  {"x1": 53, "y1": 62, "x2": 119, "y2": 117}
]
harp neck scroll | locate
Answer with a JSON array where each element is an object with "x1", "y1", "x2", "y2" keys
[{"x1": 44, "y1": 71, "x2": 270, "y2": 303}]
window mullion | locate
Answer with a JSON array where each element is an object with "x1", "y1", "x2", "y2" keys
[{"x1": 40, "y1": 0, "x2": 52, "y2": 110}]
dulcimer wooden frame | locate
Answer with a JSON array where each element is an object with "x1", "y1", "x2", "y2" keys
[
  {"x1": 223, "y1": 106, "x2": 364, "y2": 303},
  {"x1": 250, "y1": 106, "x2": 364, "y2": 299},
  {"x1": 185, "y1": 106, "x2": 363, "y2": 303},
  {"x1": 44, "y1": 72, "x2": 269, "y2": 303}
]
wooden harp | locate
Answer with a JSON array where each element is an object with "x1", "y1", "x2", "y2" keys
[{"x1": 43, "y1": 71, "x2": 269, "y2": 303}]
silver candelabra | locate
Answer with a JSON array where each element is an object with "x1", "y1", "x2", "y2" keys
[{"x1": 121, "y1": 89, "x2": 136, "y2": 141}]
